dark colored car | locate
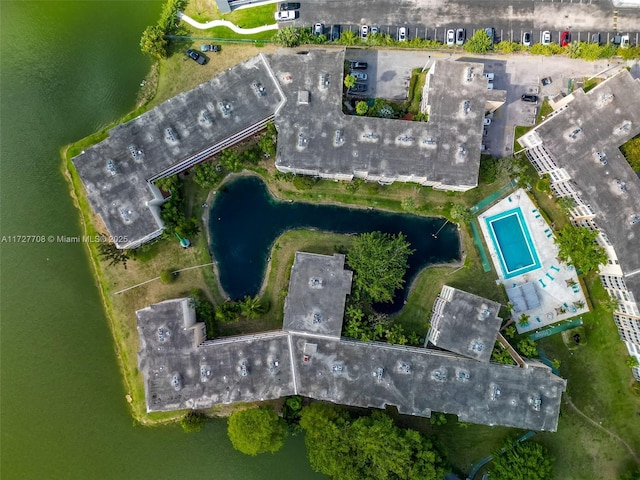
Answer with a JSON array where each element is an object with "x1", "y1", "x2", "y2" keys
[
  {"x1": 560, "y1": 30, "x2": 571, "y2": 46},
  {"x1": 331, "y1": 24, "x2": 340, "y2": 41},
  {"x1": 591, "y1": 33, "x2": 601, "y2": 45},
  {"x1": 349, "y1": 61, "x2": 368, "y2": 70},
  {"x1": 348, "y1": 83, "x2": 367, "y2": 93},
  {"x1": 279, "y1": 2, "x2": 300, "y2": 11},
  {"x1": 541, "y1": 77, "x2": 552, "y2": 86},
  {"x1": 186, "y1": 49, "x2": 206, "y2": 65},
  {"x1": 485, "y1": 27, "x2": 495, "y2": 44},
  {"x1": 521, "y1": 94, "x2": 538, "y2": 103},
  {"x1": 456, "y1": 28, "x2": 465, "y2": 45}
]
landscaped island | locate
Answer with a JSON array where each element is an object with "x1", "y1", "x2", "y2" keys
[{"x1": 63, "y1": 6, "x2": 640, "y2": 475}]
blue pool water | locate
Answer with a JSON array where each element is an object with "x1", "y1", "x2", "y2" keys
[{"x1": 485, "y1": 207, "x2": 541, "y2": 279}]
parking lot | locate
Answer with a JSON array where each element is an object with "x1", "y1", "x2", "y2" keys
[
  {"x1": 341, "y1": 49, "x2": 630, "y2": 157},
  {"x1": 293, "y1": 0, "x2": 640, "y2": 46}
]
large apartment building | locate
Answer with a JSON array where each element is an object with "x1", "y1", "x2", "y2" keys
[
  {"x1": 72, "y1": 49, "x2": 504, "y2": 249},
  {"x1": 518, "y1": 70, "x2": 640, "y2": 380},
  {"x1": 137, "y1": 252, "x2": 566, "y2": 431}
]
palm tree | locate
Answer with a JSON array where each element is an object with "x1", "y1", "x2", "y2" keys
[
  {"x1": 240, "y1": 295, "x2": 263, "y2": 319},
  {"x1": 518, "y1": 313, "x2": 530, "y2": 327},
  {"x1": 339, "y1": 29, "x2": 357, "y2": 46}
]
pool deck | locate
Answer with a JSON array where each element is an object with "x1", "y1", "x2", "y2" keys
[{"x1": 478, "y1": 189, "x2": 588, "y2": 334}]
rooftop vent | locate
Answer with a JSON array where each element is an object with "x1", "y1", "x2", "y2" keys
[
  {"x1": 630, "y1": 214, "x2": 640, "y2": 225},
  {"x1": 456, "y1": 369, "x2": 470, "y2": 381},
  {"x1": 252, "y1": 82, "x2": 266, "y2": 97},
  {"x1": 119, "y1": 208, "x2": 132, "y2": 223},
  {"x1": 200, "y1": 365, "x2": 212, "y2": 382},
  {"x1": 374, "y1": 367, "x2": 384, "y2": 382},
  {"x1": 240, "y1": 361, "x2": 249, "y2": 377},
  {"x1": 106, "y1": 160, "x2": 117, "y2": 176},
  {"x1": 465, "y1": 67, "x2": 474, "y2": 82},
  {"x1": 297, "y1": 132, "x2": 308, "y2": 149},
  {"x1": 332, "y1": 364, "x2": 344, "y2": 374},
  {"x1": 268, "y1": 360, "x2": 279, "y2": 374},
  {"x1": 431, "y1": 369, "x2": 447, "y2": 382},
  {"x1": 480, "y1": 307, "x2": 491, "y2": 319},
  {"x1": 470, "y1": 340, "x2": 484, "y2": 352},
  {"x1": 462, "y1": 100, "x2": 470, "y2": 114},
  {"x1": 567, "y1": 128, "x2": 582, "y2": 140},
  {"x1": 171, "y1": 373, "x2": 182, "y2": 391},
  {"x1": 218, "y1": 101, "x2": 232, "y2": 118},
  {"x1": 595, "y1": 151, "x2": 607, "y2": 165},
  {"x1": 458, "y1": 145, "x2": 467, "y2": 157},
  {"x1": 616, "y1": 121, "x2": 631, "y2": 134},
  {"x1": 361, "y1": 132, "x2": 379, "y2": 142},
  {"x1": 596, "y1": 93, "x2": 614, "y2": 107},
  {"x1": 490, "y1": 384, "x2": 501, "y2": 400},
  {"x1": 396, "y1": 135, "x2": 414, "y2": 145},
  {"x1": 309, "y1": 277, "x2": 323, "y2": 288},
  {"x1": 334, "y1": 129, "x2": 344, "y2": 146},
  {"x1": 157, "y1": 327, "x2": 170, "y2": 342},
  {"x1": 165, "y1": 127, "x2": 178, "y2": 144},
  {"x1": 199, "y1": 110, "x2": 213, "y2": 125},
  {"x1": 319, "y1": 73, "x2": 329, "y2": 89},
  {"x1": 128, "y1": 145, "x2": 144, "y2": 162},
  {"x1": 399, "y1": 362, "x2": 411, "y2": 374},
  {"x1": 422, "y1": 138, "x2": 437, "y2": 147},
  {"x1": 312, "y1": 313, "x2": 322, "y2": 324},
  {"x1": 530, "y1": 394, "x2": 542, "y2": 411},
  {"x1": 614, "y1": 179, "x2": 627, "y2": 194}
]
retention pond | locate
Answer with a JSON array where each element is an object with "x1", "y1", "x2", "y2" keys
[{"x1": 208, "y1": 175, "x2": 461, "y2": 312}]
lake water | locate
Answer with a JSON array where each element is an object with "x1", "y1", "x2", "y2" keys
[
  {"x1": 0, "y1": 2, "x2": 322, "y2": 478},
  {"x1": 209, "y1": 176, "x2": 460, "y2": 312}
]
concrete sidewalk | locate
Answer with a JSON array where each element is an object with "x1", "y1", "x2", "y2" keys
[{"x1": 177, "y1": 11, "x2": 278, "y2": 34}]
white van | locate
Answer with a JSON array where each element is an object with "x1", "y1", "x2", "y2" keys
[{"x1": 484, "y1": 72, "x2": 495, "y2": 81}]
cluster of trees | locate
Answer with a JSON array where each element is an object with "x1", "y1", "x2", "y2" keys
[
  {"x1": 155, "y1": 175, "x2": 200, "y2": 240},
  {"x1": 214, "y1": 295, "x2": 268, "y2": 324},
  {"x1": 189, "y1": 288, "x2": 216, "y2": 338},
  {"x1": 555, "y1": 224, "x2": 608, "y2": 274},
  {"x1": 620, "y1": 135, "x2": 640, "y2": 173},
  {"x1": 491, "y1": 438, "x2": 554, "y2": 480},
  {"x1": 227, "y1": 406, "x2": 287, "y2": 455},
  {"x1": 97, "y1": 241, "x2": 129, "y2": 269},
  {"x1": 140, "y1": 0, "x2": 189, "y2": 59},
  {"x1": 192, "y1": 123, "x2": 277, "y2": 190},
  {"x1": 479, "y1": 156, "x2": 529, "y2": 185},
  {"x1": 300, "y1": 404, "x2": 447, "y2": 480},
  {"x1": 341, "y1": 232, "x2": 421, "y2": 345}
]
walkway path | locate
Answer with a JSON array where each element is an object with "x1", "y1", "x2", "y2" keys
[
  {"x1": 113, "y1": 262, "x2": 215, "y2": 295},
  {"x1": 177, "y1": 11, "x2": 278, "y2": 34},
  {"x1": 563, "y1": 394, "x2": 640, "y2": 465}
]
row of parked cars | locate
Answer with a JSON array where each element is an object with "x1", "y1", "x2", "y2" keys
[{"x1": 347, "y1": 61, "x2": 369, "y2": 94}]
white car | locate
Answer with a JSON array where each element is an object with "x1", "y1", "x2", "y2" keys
[
  {"x1": 351, "y1": 71, "x2": 368, "y2": 81},
  {"x1": 446, "y1": 29, "x2": 455, "y2": 46},
  {"x1": 484, "y1": 117, "x2": 492, "y2": 125},
  {"x1": 274, "y1": 10, "x2": 296, "y2": 21},
  {"x1": 398, "y1": 27, "x2": 407, "y2": 41},
  {"x1": 360, "y1": 25, "x2": 369, "y2": 40},
  {"x1": 542, "y1": 30, "x2": 551, "y2": 45},
  {"x1": 523, "y1": 31, "x2": 532, "y2": 47},
  {"x1": 370, "y1": 26, "x2": 379, "y2": 35}
]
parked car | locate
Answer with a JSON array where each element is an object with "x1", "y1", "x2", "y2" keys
[
  {"x1": 370, "y1": 26, "x2": 379, "y2": 35},
  {"x1": 456, "y1": 28, "x2": 465, "y2": 45},
  {"x1": 484, "y1": 72, "x2": 495, "y2": 80},
  {"x1": 279, "y1": 2, "x2": 300, "y2": 10},
  {"x1": 521, "y1": 94, "x2": 538, "y2": 103},
  {"x1": 360, "y1": 25, "x2": 369, "y2": 40},
  {"x1": 398, "y1": 27, "x2": 407, "y2": 41},
  {"x1": 484, "y1": 117, "x2": 492, "y2": 125},
  {"x1": 446, "y1": 29, "x2": 455, "y2": 46},
  {"x1": 331, "y1": 25, "x2": 340, "y2": 41},
  {"x1": 274, "y1": 10, "x2": 297, "y2": 21},
  {"x1": 349, "y1": 61, "x2": 368, "y2": 70},
  {"x1": 487, "y1": 82, "x2": 494, "y2": 90},
  {"x1": 542, "y1": 30, "x2": 551, "y2": 45},
  {"x1": 351, "y1": 71, "x2": 368, "y2": 81},
  {"x1": 485, "y1": 27, "x2": 495, "y2": 44},
  {"x1": 541, "y1": 77, "x2": 552, "y2": 86},
  {"x1": 313, "y1": 23, "x2": 324, "y2": 36},
  {"x1": 560, "y1": 30, "x2": 571, "y2": 46},
  {"x1": 591, "y1": 33, "x2": 601, "y2": 45},
  {"x1": 186, "y1": 49, "x2": 206, "y2": 65},
  {"x1": 200, "y1": 44, "x2": 220, "y2": 53},
  {"x1": 523, "y1": 31, "x2": 532, "y2": 46},
  {"x1": 348, "y1": 83, "x2": 367, "y2": 93},
  {"x1": 621, "y1": 34, "x2": 630, "y2": 48}
]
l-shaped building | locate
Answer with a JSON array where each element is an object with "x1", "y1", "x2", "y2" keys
[
  {"x1": 137, "y1": 252, "x2": 566, "y2": 431},
  {"x1": 72, "y1": 49, "x2": 504, "y2": 249},
  {"x1": 518, "y1": 69, "x2": 640, "y2": 380}
]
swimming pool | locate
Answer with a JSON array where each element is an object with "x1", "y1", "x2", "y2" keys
[{"x1": 485, "y1": 207, "x2": 541, "y2": 279}]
